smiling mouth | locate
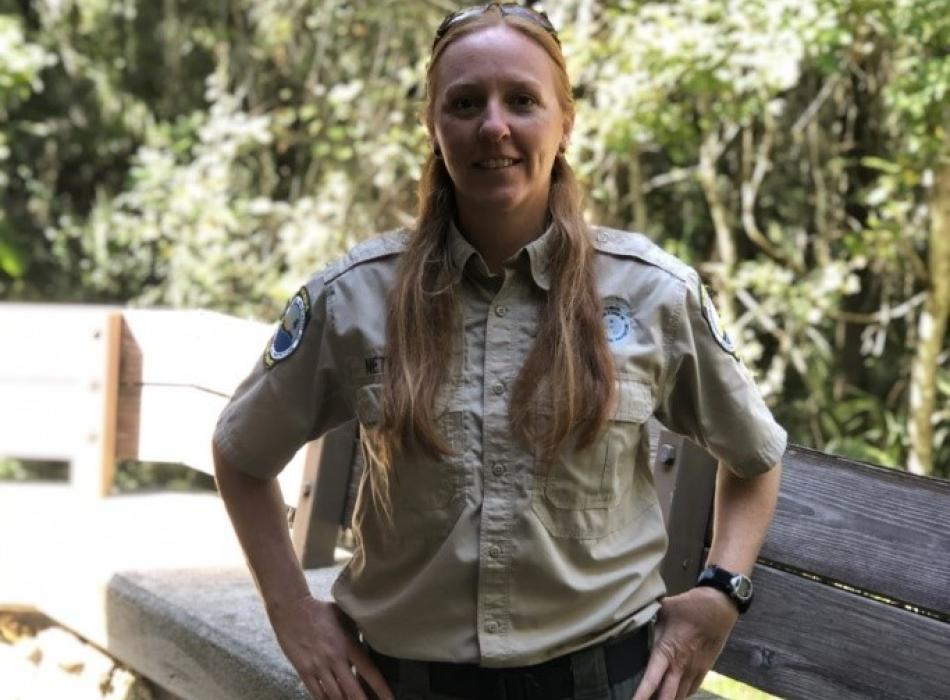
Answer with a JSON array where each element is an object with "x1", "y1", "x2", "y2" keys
[{"x1": 475, "y1": 158, "x2": 520, "y2": 169}]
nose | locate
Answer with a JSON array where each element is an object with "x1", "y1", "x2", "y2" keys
[{"x1": 478, "y1": 99, "x2": 510, "y2": 142}]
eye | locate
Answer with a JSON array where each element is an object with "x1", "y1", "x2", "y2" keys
[
  {"x1": 511, "y1": 93, "x2": 538, "y2": 109},
  {"x1": 449, "y1": 96, "x2": 477, "y2": 112}
]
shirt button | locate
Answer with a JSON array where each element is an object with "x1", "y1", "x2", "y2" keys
[
  {"x1": 492, "y1": 381, "x2": 506, "y2": 395},
  {"x1": 491, "y1": 462, "x2": 506, "y2": 476},
  {"x1": 485, "y1": 621, "x2": 499, "y2": 634},
  {"x1": 495, "y1": 304, "x2": 508, "y2": 317},
  {"x1": 489, "y1": 545, "x2": 501, "y2": 559}
]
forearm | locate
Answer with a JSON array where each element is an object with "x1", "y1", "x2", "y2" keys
[
  {"x1": 706, "y1": 461, "x2": 782, "y2": 575},
  {"x1": 632, "y1": 461, "x2": 782, "y2": 700},
  {"x1": 212, "y1": 440, "x2": 312, "y2": 610}
]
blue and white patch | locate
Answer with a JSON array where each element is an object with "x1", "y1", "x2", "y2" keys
[
  {"x1": 263, "y1": 287, "x2": 311, "y2": 368},
  {"x1": 602, "y1": 297, "x2": 635, "y2": 347},
  {"x1": 699, "y1": 283, "x2": 737, "y2": 356}
]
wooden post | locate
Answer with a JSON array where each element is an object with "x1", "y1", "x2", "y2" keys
[
  {"x1": 71, "y1": 311, "x2": 122, "y2": 498},
  {"x1": 291, "y1": 421, "x2": 359, "y2": 568},
  {"x1": 651, "y1": 430, "x2": 718, "y2": 595}
]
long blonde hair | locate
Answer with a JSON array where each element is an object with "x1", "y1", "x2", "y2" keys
[{"x1": 362, "y1": 6, "x2": 615, "y2": 510}]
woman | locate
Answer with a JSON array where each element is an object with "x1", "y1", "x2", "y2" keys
[{"x1": 212, "y1": 4, "x2": 785, "y2": 700}]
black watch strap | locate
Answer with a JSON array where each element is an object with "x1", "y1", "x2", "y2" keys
[{"x1": 696, "y1": 565, "x2": 754, "y2": 614}]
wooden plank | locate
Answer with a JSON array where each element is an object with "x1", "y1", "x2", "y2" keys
[
  {"x1": 115, "y1": 311, "x2": 268, "y2": 468},
  {"x1": 0, "y1": 304, "x2": 119, "y2": 383},
  {"x1": 0, "y1": 382, "x2": 83, "y2": 459},
  {"x1": 717, "y1": 564, "x2": 950, "y2": 700},
  {"x1": 764, "y1": 445, "x2": 950, "y2": 615},
  {"x1": 70, "y1": 311, "x2": 122, "y2": 498},
  {"x1": 115, "y1": 382, "x2": 306, "y2": 505},
  {"x1": 117, "y1": 307, "x2": 308, "y2": 502},
  {"x1": 652, "y1": 430, "x2": 716, "y2": 595},
  {"x1": 293, "y1": 422, "x2": 358, "y2": 568},
  {"x1": 115, "y1": 383, "x2": 228, "y2": 471},
  {"x1": 0, "y1": 304, "x2": 122, "y2": 474},
  {"x1": 119, "y1": 309, "x2": 272, "y2": 396},
  {"x1": 0, "y1": 306, "x2": 121, "y2": 496},
  {"x1": 98, "y1": 312, "x2": 122, "y2": 495},
  {"x1": 292, "y1": 441, "x2": 325, "y2": 565}
]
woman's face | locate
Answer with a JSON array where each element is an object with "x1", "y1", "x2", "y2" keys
[{"x1": 430, "y1": 25, "x2": 572, "y2": 224}]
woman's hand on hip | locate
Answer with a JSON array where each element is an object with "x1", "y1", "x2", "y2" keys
[
  {"x1": 631, "y1": 586, "x2": 738, "y2": 700},
  {"x1": 266, "y1": 594, "x2": 393, "y2": 700}
]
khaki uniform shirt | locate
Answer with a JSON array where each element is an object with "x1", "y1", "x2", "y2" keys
[{"x1": 213, "y1": 223, "x2": 787, "y2": 667}]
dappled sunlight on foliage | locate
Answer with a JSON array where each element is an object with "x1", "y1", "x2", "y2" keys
[{"x1": 0, "y1": 0, "x2": 946, "y2": 475}]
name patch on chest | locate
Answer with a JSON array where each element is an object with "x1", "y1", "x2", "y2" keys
[{"x1": 602, "y1": 297, "x2": 635, "y2": 347}]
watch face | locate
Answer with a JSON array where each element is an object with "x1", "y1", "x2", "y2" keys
[{"x1": 731, "y1": 574, "x2": 753, "y2": 601}]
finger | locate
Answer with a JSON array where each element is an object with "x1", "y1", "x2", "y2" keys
[
  {"x1": 317, "y1": 671, "x2": 345, "y2": 700},
  {"x1": 631, "y1": 649, "x2": 669, "y2": 700},
  {"x1": 657, "y1": 665, "x2": 683, "y2": 700},
  {"x1": 350, "y1": 644, "x2": 394, "y2": 700},
  {"x1": 302, "y1": 674, "x2": 325, "y2": 700},
  {"x1": 333, "y1": 660, "x2": 369, "y2": 700},
  {"x1": 685, "y1": 669, "x2": 706, "y2": 698}
]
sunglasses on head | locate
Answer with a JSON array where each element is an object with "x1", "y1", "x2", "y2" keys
[{"x1": 432, "y1": 3, "x2": 560, "y2": 51}]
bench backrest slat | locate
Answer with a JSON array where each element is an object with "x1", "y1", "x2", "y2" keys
[
  {"x1": 707, "y1": 441, "x2": 950, "y2": 699},
  {"x1": 763, "y1": 445, "x2": 950, "y2": 617},
  {"x1": 717, "y1": 564, "x2": 950, "y2": 700}
]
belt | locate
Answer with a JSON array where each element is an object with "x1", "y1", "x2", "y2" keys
[{"x1": 366, "y1": 625, "x2": 650, "y2": 700}]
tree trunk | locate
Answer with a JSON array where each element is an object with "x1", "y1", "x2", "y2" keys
[
  {"x1": 698, "y1": 129, "x2": 737, "y2": 323},
  {"x1": 907, "y1": 159, "x2": 950, "y2": 475}
]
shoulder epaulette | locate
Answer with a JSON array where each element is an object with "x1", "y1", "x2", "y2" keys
[
  {"x1": 323, "y1": 228, "x2": 409, "y2": 284},
  {"x1": 591, "y1": 226, "x2": 691, "y2": 283}
]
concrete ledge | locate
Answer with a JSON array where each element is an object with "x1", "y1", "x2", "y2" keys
[
  {"x1": 104, "y1": 567, "x2": 344, "y2": 700},
  {"x1": 101, "y1": 567, "x2": 724, "y2": 700}
]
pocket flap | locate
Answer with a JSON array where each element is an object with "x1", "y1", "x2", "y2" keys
[{"x1": 614, "y1": 378, "x2": 653, "y2": 423}]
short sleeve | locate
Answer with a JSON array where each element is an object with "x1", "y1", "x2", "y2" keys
[
  {"x1": 212, "y1": 273, "x2": 352, "y2": 479},
  {"x1": 656, "y1": 271, "x2": 787, "y2": 477}
]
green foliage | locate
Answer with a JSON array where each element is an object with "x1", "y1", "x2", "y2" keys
[
  {"x1": 113, "y1": 461, "x2": 216, "y2": 493},
  {"x1": 1, "y1": 0, "x2": 947, "y2": 474},
  {"x1": 0, "y1": 458, "x2": 67, "y2": 481}
]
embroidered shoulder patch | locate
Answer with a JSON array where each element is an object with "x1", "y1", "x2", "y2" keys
[
  {"x1": 699, "y1": 283, "x2": 737, "y2": 356},
  {"x1": 602, "y1": 297, "x2": 635, "y2": 347},
  {"x1": 263, "y1": 286, "x2": 311, "y2": 368}
]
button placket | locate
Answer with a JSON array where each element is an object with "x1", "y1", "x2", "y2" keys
[{"x1": 477, "y1": 276, "x2": 520, "y2": 659}]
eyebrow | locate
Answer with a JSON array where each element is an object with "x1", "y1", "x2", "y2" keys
[{"x1": 443, "y1": 78, "x2": 545, "y2": 94}]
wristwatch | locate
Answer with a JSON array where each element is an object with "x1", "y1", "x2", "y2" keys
[{"x1": 696, "y1": 565, "x2": 754, "y2": 614}]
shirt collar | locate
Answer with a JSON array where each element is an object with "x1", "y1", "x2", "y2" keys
[
  {"x1": 446, "y1": 220, "x2": 479, "y2": 284},
  {"x1": 446, "y1": 220, "x2": 554, "y2": 291},
  {"x1": 523, "y1": 224, "x2": 554, "y2": 291}
]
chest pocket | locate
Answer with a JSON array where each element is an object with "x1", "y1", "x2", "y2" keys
[
  {"x1": 532, "y1": 376, "x2": 655, "y2": 539},
  {"x1": 354, "y1": 382, "x2": 463, "y2": 513}
]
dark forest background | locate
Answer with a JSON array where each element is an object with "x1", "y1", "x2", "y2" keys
[{"x1": 1, "y1": 0, "x2": 947, "y2": 476}]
